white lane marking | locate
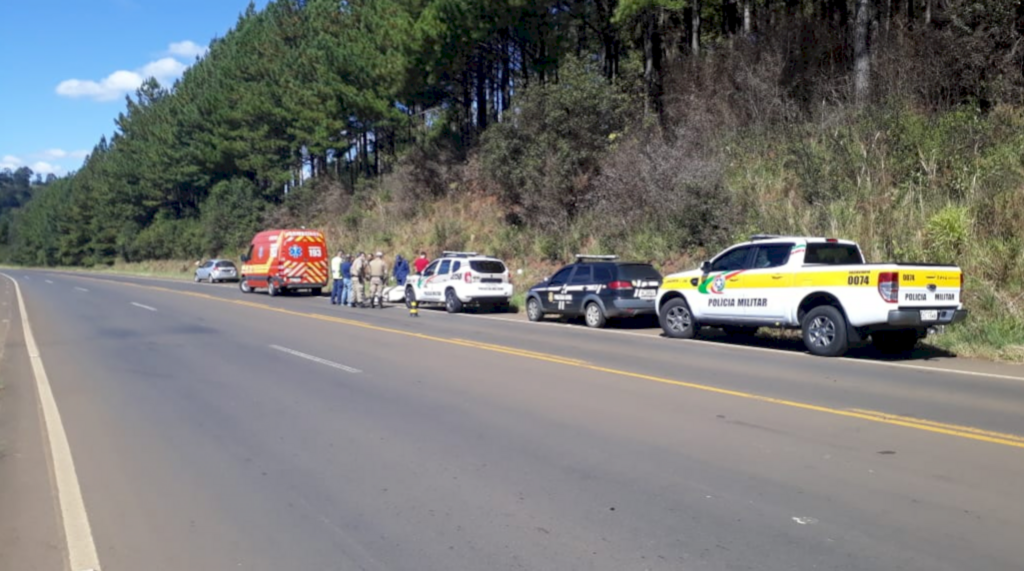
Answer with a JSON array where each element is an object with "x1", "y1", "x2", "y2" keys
[
  {"x1": 130, "y1": 302, "x2": 157, "y2": 312},
  {"x1": 45, "y1": 279, "x2": 54, "y2": 284},
  {"x1": 453, "y1": 313, "x2": 1024, "y2": 382},
  {"x1": 75, "y1": 287, "x2": 89, "y2": 292},
  {"x1": 1, "y1": 273, "x2": 102, "y2": 571},
  {"x1": 270, "y1": 344, "x2": 362, "y2": 373},
  {"x1": 23, "y1": 275, "x2": 31, "y2": 280},
  {"x1": 792, "y1": 516, "x2": 818, "y2": 525}
]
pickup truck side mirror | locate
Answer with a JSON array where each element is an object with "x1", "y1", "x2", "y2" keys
[{"x1": 699, "y1": 261, "x2": 711, "y2": 273}]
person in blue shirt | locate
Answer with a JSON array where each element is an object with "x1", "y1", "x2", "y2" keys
[
  {"x1": 393, "y1": 254, "x2": 410, "y2": 287},
  {"x1": 340, "y1": 255, "x2": 354, "y2": 307}
]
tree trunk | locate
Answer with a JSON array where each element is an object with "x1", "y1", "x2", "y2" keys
[
  {"x1": 691, "y1": 0, "x2": 701, "y2": 56},
  {"x1": 743, "y1": 0, "x2": 752, "y2": 33},
  {"x1": 501, "y1": 34, "x2": 511, "y2": 115},
  {"x1": 925, "y1": 0, "x2": 931, "y2": 24},
  {"x1": 854, "y1": 0, "x2": 871, "y2": 105},
  {"x1": 475, "y1": 56, "x2": 488, "y2": 132},
  {"x1": 906, "y1": 0, "x2": 914, "y2": 23}
]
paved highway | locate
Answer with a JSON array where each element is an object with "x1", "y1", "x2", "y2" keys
[{"x1": 2, "y1": 269, "x2": 1023, "y2": 571}]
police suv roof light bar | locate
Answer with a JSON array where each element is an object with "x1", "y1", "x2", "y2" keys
[
  {"x1": 574, "y1": 254, "x2": 619, "y2": 261},
  {"x1": 442, "y1": 251, "x2": 478, "y2": 258},
  {"x1": 749, "y1": 234, "x2": 781, "y2": 242}
]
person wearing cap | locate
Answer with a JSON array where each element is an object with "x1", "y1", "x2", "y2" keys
[
  {"x1": 367, "y1": 251, "x2": 389, "y2": 308},
  {"x1": 350, "y1": 252, "x2": 367, "y2": 307}
]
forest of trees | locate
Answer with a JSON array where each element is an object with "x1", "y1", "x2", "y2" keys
[{"x1": 2, "y1": 0, "x2": 1022, "y2": 266}]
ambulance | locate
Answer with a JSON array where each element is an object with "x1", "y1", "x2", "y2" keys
[{"x1": 239, "y1": 229, "x2": 329, "y2": 297}]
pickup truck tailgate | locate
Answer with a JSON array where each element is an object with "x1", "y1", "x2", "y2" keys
[{"x1": 896, "y1": 268, "x2": 962, "y2": 307}]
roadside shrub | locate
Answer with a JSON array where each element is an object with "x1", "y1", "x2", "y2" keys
[
  {"x1": 925, "y1": 205, "x2": 972, "y2": 265},
  {"x1": 589, "y1": 131, "x2": 733, "y2": 254},
  {"x1": 481, "y1": 55, "x2": 636, "y2": 232}
]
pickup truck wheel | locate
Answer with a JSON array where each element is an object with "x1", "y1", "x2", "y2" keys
[
  {"x1": 445, "y1": 289, "x2": 463, "y2": 314},
  {"x1": 872, "y1": 330, "x2": 919, "y2": 354},
  {"x1": 660, "y1": 298, "x2": 698, "y2": 339},
  {"x1": 527, "y1": 297, "x2": 544, "y2": 322},
  {"x1": 584, "y1": 302, "x2": 607, "y2": 328},
  {"x1": 802, "y1": 306, "x2": 848, "y2": 357}
]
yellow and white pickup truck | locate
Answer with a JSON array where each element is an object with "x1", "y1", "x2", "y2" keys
[{"x1": 656, "y1": 235, "x2": 968, "y2": 357}]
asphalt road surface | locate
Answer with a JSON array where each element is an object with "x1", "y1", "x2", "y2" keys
[{"x1": 2, "y1": 269, "x2": 1023, "y2": 571}]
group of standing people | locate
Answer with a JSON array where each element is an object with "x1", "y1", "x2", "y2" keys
[{"x1": 330, "y1": 250, "x2": 428, "y2": 309}]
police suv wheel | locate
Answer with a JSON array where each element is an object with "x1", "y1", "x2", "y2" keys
[
  {"x1": 584, "y1": 302, "x2": 607, "y2": 328},
  {"x1": 404, "y1": 286, "x2": 415, "y2": 309},
  {"x1": 660, "y1": 298, "x2": 697, "y2": 339},
  {"x1": 802, "y1": 305, "x2": 849, "y2": 357},
  {"x1": 527, "y1": 297, "x2": 544, "y2": 322},
  {"x1": 445, "y1": 289, "x2": 463, "y2": 313}
]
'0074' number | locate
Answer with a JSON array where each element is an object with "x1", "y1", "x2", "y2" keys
[{"x1": 847, "y1": 275, "x2": 870, "y2": 286}]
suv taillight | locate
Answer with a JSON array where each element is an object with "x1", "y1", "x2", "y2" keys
[
  {"x1": 878, "y1": 272, "x2": 899, "y2": 303},
  {"x1": 608, "y1": 281, "x2": 633, "y2": 290}
]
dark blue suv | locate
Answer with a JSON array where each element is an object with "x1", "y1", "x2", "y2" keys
[{"x1": 525, "y1": 255, "x2": 663, "y2": 328}]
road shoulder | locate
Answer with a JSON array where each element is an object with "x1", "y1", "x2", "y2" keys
[{"x1": 0, "y1": 278, "x2": 64, "y2": 571}]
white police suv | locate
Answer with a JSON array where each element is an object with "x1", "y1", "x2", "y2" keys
[{"x1": 404, "y1": 251, "x2": 515, "y2": 313}]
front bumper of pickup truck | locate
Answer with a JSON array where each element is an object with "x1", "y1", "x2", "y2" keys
[{"x1": 887, "y1": 308, "x2": 969, "y2": 327}]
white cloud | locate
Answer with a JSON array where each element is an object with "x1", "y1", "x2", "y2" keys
[
  {"x1": 55, "y1": 42, "x2": 202, "y2": 102},
  {"x1": 168, "y1": 40, "x2": 208, "y2": 59},
  {"x1": 42, "y1": 148, "x2": 68, "y2": 159},
  {"x1": 1, "y1": 155, "x2": 22, "y2": 170},
  {"x1": 29, "y1": 161, "x2": 62, "y2": 175}
]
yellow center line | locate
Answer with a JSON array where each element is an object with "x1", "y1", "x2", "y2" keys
[
  {"x1": 71, "y1": 274, "x2": 1024, "y2": 450},
  {"x1": 850, "y1": 409, "x2": 1024, "y2": 443}
]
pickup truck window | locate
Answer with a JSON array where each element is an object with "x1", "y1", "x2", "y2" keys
[
  {"x1": 752, "y1": 244, "x2": 793, "y2": 269},
  {"x1": 805, "y1": 244, "x2": 864, "y2": 265},
  {"x1": 710, "y1": 246, "x2": 755, "y2": 272}
]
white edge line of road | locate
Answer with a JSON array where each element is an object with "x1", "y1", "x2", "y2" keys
[
  {"x1": 270, "y1": 344, "x2": 362, "y2": 374},
  {"x1": 1, "y1": 273, "x2": 102, "y2": 571},
  {"x1": 130, "y1": 302, "x2": 157, "y2": 311},
  {"x1": 74, "y1": 287, "x2": 89, "y2": 292},
  {"x1": 452, "y1": 312, "x2": 1024, "y2": 383}
]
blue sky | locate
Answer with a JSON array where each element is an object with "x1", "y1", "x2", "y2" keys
[{"x1": 0, "y1": 0, "x2": 269, "y2": 177}]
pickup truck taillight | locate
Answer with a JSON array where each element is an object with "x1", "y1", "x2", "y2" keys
[
  {"x1": 878, "y1": 272, "x2": 899, "y2": 303},
  {"x1": 960, "y1": 272, "x2": 964, "y2": 298},
  {"x1": 608, "y1": 281, "x2": 633, "y2": 290}
]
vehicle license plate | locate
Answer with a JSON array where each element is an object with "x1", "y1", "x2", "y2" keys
[
  {"x1": 920, "y1": 310, "x2": 938, "y2": 321},
  {"x1": 639, "y1": 289, "x2": 657, "y2": 300}
]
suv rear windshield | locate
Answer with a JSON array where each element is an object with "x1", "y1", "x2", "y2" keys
[
  {"x1": 804, "y1": 244, "x2": 864, "y2": 265},
  {"x1": 470, "y1": 260, "x2": 506, "y2": 274},
  {"x1": 616, "y1": 264, "x2": 662, "y2": 281},
  {"x1": 215, "y1": 261, "x2": 236, "y2": 268}
]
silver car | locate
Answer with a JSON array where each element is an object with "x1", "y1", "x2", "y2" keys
[{"x1": 194, "y1": 259, "x2": 239, "y2": 283}]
